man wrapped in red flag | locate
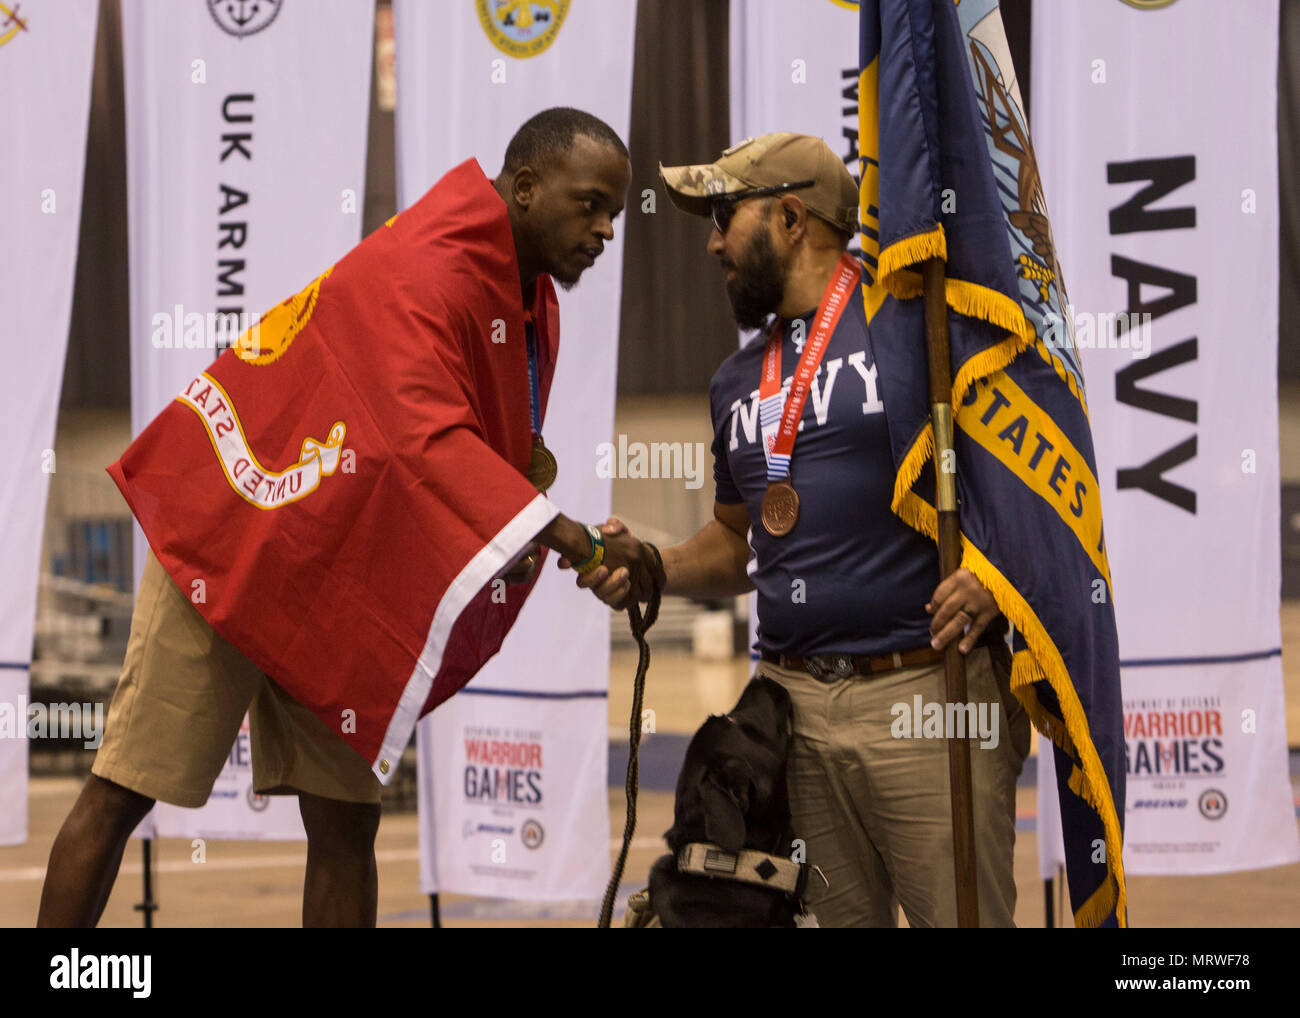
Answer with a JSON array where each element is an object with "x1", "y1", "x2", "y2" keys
[{"x1": 38, "y1": 108, "x2": 664, "y2": 928}]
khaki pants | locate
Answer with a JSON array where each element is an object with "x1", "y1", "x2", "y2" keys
[
  {"x1": 92, "y1": 549, "x2": 381, "y2": 807},
  {"x1": 758, "y1": 645, "x2": 1029, "y2": 927}
]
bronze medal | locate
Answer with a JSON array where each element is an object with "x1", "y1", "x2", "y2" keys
[
  {"x1": 761, "y1": 481, "x2": 799, "y2": 537},
  {"x1": 754, "y1": 256, "x2": 860, "y2": 542},
  {"x1": 526, "y1": 436, "x2": 558, "y2": 492}
]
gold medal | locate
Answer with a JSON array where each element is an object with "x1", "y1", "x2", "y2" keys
[
  {"x1": 526, "y1": 436, "x2": 558, "y2": 492},
  {"x1": 761, "y1": 481, "x2": 799, "y2": 537}
]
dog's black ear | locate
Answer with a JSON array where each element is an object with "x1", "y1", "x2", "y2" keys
[
  {"x1": 701, "y1": 757, "x2": 753, "y2": 852},
  {"x1": 701, "y1": 774, "x2": 746, "y2": 852},
  {"x1": 719, "y1": 756, "x2": 753, "y2": 808}
]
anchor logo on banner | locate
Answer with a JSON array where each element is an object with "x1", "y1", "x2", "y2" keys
[{"x1": 207, "y1": 0, "x2": 283, "y2": 39}]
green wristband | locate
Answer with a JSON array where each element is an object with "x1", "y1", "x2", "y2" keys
[{"x1": 572, "y1": 523, "x2": 606, "y2": 574}]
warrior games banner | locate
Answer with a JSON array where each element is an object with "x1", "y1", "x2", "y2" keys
[
  {"x1": 0, "y1": 0, "x2": 98, "y2": 846},
  {"x1": 396, "y1": 0, "x2": 636, "y2": 901},
  {"x1": 121, "y1": 0, "x2": 372, "y2": 841},
  {"x1": 1033, "y1": 0, "x2": 1298, "y2": 874}
]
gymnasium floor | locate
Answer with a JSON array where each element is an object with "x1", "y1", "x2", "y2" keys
[{"x1": 2, "y1": 642, "x2": 1297, "y2": 928}]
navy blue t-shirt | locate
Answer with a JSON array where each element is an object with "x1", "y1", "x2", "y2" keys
[{"x1": 708, "y1": 287, "x2": 939, "y2": 657}]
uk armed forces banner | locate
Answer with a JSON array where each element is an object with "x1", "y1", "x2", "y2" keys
[
  {"x1": 858, "y1": 0, "x2": 1126, "y2": 925},
  {"x1": 0, "y1": 0, "x2": 99, "y2": 846},
  {"x1": 119, "y1": 0, "x2": 372, "y2": 839},
  {"x1": 1033, "y1": 0, "x2": 1298, "y2": 876},
  {"x1": 395, "y1": 0, "x2": 636, "y2": 901},
  {"x1": 120, "y1": 0, "x2": 373, "y2": 504}
]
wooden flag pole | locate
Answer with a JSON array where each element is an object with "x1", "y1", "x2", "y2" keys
[{"x1": 921, "y1": 257, "x2": 980, "y2": 928}]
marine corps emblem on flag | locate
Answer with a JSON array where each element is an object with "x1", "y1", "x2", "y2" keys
[
  {"x1": 235, "y1": 266, "x2": 332, "y2": 365},
  {"x1": 476, "y1": 0, "x2": 569, "y2": 59}
]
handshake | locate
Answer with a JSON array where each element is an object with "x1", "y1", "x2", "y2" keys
[{"x1": 559, "y1": 517, "x2": 667, "y2": 610}]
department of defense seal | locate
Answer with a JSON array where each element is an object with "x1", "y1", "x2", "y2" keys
[{"x1": 476, "y1": 0, "x2": 569, "y2": 59}]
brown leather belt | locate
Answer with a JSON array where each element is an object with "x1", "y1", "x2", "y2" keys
[{"x1": 760, "y1": 643, "x2": 946, "y2": 681}]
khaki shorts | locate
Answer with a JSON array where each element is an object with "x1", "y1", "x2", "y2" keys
[
  {"x1": 92, "y1": 549, "x2": 381, "y2": 807},
  {"x1": 758, "y1": 644, "x2": 1029, "y2": 928}
]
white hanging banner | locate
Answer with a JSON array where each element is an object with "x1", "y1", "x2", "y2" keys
[
  {"x1": 728, "y1": 0, "x2": 861, "y2": 655},
  {"x1": 728, "y1": 0, "x2": 861, "y2": 163},
  {"x1": 1036, "y1": 733, "x2": 1065, "y2": 880},
  {"x1": 1033, "y1": 0, "x2": 1298, "y2": 874},
  {"x1": 121, "y1": 0, "x2": 372, "y2": 840},
  {"x1": 396, "y1": 0, "x2": 636, "y2": 900},
  {"x1": 0, "y1": 0, "x2": 99, "y2": 847}
]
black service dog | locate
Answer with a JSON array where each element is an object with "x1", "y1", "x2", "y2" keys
[{"x1": 647, "y1": 675, "x2": 803, "y2": 927}]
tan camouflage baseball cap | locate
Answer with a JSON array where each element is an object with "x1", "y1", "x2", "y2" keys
[{"x1": 659, "y1": 132, "x2": 858, "y2": 235}]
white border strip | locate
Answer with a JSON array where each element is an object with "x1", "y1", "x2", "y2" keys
[{"x1": 372, "y1": 493, "x2": 560, "y2": 782}]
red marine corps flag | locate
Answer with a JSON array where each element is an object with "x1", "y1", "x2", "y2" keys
[{"x1": 108, "y1": 160, "x2": 561, "y2": 781}]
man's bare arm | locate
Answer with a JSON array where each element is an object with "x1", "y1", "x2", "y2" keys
[{"x1": 660, "y1": 501, "x2": 753, "y2": 599}]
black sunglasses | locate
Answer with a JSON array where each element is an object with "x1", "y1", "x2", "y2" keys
[{"x1": 710, "y1": 180, "x2": 816, "y2": 234}]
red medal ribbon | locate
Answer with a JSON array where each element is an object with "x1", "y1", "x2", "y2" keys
[{"x1": 758, "y1": 252, "x2": 862, "y2": 480}]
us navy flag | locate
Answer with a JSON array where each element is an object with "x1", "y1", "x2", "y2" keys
[{"x1": 858, "y1": 0, "x2": 1126, "y2": 926}]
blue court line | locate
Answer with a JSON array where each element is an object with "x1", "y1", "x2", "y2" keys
[
  {"x1": 752, "y1": 649, "x2": 1285, "y2": 668},
  {"x1": 1120, "y1": 648, "x2": 1282, "y2": 668},
  {"x1": 459, "y1": 688, "x2": 607, "y2": 700},
  {"x1": 0, "y1": 662, "x2": 29, "y2": 671}
]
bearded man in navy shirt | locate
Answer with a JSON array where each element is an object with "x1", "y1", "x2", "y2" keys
[{"x1": 582, "y1": 133, "x2": 1030, "y2": 928}]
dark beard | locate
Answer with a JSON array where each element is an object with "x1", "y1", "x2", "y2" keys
[{"x1": 724, "y1": 225, "x2": 785, "y2": 331}]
